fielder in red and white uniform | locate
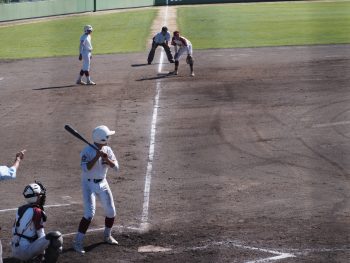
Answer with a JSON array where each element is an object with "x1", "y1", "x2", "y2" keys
[
  {"x1": 171, "y1": 31, "x2": 195, "y2": 77},
  {"x1": 77, "y1": 25, "x2": 96, "y2": 85},
  {"x1": 11, "y1": 181, "x2": 63, "y2": 262},
  {"x1": 73, "y1": 125, "x2": 119, "y2": 255}
]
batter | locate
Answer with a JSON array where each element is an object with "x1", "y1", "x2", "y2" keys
[{"x1": 73, "y1": 125, "x2": 119, "y2": 255}]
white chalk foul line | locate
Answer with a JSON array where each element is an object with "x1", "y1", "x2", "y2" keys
[
  {"x1": 140, "y1": 5, "x2": 169, "y2": 230},
  {"x1": 0, "y1": 203, "x2": 71, "y2": 213},
  {"x1": 312, "y1": 120, "x2": 350, "y2": 128}
]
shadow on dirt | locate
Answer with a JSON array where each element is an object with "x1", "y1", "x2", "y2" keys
[
  {"x1": 33, "y1": 85, "x2": 77, "y2": 91},
  {"x1": 136, "y1": 73, "x2": 176, "y2": 81}
]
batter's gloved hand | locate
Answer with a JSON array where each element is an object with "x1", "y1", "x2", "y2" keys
[
  {"x1": 79, "y1": 54, "x2": 82, "y2": 61},
  {"x1": 96, "y1": 150, "x2": 108, "y2": 159}
]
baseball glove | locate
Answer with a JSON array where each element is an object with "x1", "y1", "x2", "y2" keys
[{"x1": 186, "y1": 55, "x2": 194, "y2": 64}]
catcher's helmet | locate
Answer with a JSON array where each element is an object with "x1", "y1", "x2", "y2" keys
[
  {"x1": 92, "y1": 125, "x2": 115, "y2": 144},
  {"x1": 173, "y1": 31, "x2": 180, "y2": 37},
  {"x1": 84, "y1": 25, "x2": 93, "y2": 33},
  {"x1": 23, "y1": 181, "x2": 46, "y2": 204},
  {"x1": 161, "y1": 26, "x2": 168, "y2": 32}
]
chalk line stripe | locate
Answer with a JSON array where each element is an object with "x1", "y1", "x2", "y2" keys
[
  {"x1": 62, "y1": 225, "x2": 141, "y2": 237},
  {"x1": 191, "y1": 241, "x2": 295, "y2": 263},
  {"x1": 140, "y1": 5, "x2": 169, "y2": 229},
  {"x1": 231, "y1": 243, "x2": 295, "y2": 263},
  {"x1": 141, "y1": 78, "x2": 161, "y2": 226},
  {"x1": 0, "y1": 203, "x2": 71, "y2": 213},
  {"x1": 312, "y1": 120, "x2": 350, "y2": 128}
]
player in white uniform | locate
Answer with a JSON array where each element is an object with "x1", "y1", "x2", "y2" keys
[
  {"x1": 11, "y1": 181, "x2": 63, "y2": 262},
  {"x1": 0, "y1": 150, "x2": 25, "y2": 181},
  {"x1": 0, "y1": 150, "x2": 25, "y2": 263},
  {"x1": 76, "y1": 25, "x2": 96, "y2": 85},
  {"x1": 73, "y1": 125, "x2": 120, "y2": 255},
  {"x1": 147, "y1": 26, "x2": 174, "y2": 65},
  {"x1": 171, "y1": 31, "x2": 195, "y2": 77}
]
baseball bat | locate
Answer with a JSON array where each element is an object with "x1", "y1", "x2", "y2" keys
[{"x1": 64, "y1": 124, "x2": 100, "y2": 151}]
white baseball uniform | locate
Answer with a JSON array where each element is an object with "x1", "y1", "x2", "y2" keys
[
  {"x1": 171, "y1": 35, "x2": 193, "y2": 60},
  {"x1": 0, "y1": 166, "x2": 17, "y2": 180},
  {"x1": 1, "y1": 165, "x2": 17, "y2": 263},
  {"x1": 80, "y1": 145, "x2": 119, "y2": 220},
  {"x1": 11, "y1": 205, "x2": 49, "y2": 261},
  {"x1": 79, "y1": 33, "x2": 93, "y2": 71}
]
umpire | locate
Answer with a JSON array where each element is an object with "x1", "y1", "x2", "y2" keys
[{"x1": 147, "y1": 26, "x2": 174, "y2": 64}]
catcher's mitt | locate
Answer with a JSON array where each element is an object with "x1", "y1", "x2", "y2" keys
[{"x1": 186, "y1": 55, "x2": 194, "y2": 64}]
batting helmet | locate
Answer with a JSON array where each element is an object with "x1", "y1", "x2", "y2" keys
[
  {"x1": 23, "y1": 181, "x2": 46, "y2": 205},
  {"x1": 92, "y1": 125, "x2": 115, "y2": 144},
  {"x1": 173, "y1": 31, "x2": 180, "y2": 37},
  {"x1": 161, "y1": 26, "x2": 168, "y2": 32},
  {"x1": 84, "y1": 25, "x2": 93, "y2": 33}
]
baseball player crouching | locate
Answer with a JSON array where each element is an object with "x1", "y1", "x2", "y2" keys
[
  {"x1": 76, "y1": 25, "x2": 96, "y2": 85},
  {"x1": 171, "y1": 31, "x2": 195, "y2": 77},
  {"x1": 73, "y1": 125, "x2": 120, "y2": 255},
  {"x1": 11, "y1": 181, "x2": 63, "y2": 263},
  {"x1": 147, "y1": 26, "x2": 174, "y2": 65}
]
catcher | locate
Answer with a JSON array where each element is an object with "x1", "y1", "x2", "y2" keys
[
  {"x1": 171, "y1": 31, "x2": 195, "y2": 77},
  {"x1": 11, "y1": 181, "x2": 63, "y2": 262}
]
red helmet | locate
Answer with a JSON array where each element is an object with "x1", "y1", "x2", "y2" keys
[{"x1": 173, "y1": 31, "x2": 180, "y2": 37}]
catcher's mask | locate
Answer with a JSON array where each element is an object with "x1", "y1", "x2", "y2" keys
[{"x1": 23, "y1": 180, "x2": 46, "y2": 207}]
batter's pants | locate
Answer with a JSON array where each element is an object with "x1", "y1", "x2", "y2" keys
[{"x1": 148, "y1": 42, "x2": 173, "y2": 63}]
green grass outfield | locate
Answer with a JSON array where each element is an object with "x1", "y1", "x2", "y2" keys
[
  {"x1": 0, "y1": 9, "x2": 156, "y2": 59},
  {"x1": 178, "y1": 1, "x2": 350, "y2": 49},
  {"x1": 1, "y1": 1, "x2": 350, "y2": 59}
]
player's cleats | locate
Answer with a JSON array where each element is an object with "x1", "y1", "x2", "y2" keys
[
  {"x1": 104, "y1": 235, "x2": 119, "y2": 245},
  {"x1": 86, "y1": 80, "x2": 96, "y2": 85},
  {"x1": 191, "y1": 71, "x2": 195, "y2": 77},
  {"x1": 76, "y1": 79, "x2": 86, "y2": 85},
  {"x1": 169, "y1": 59, "x2": 175, "y2": 63},
  {"x1": 73, "y1": 241, "x2": 85, "y2": 255},
  {"x1": 171, "y1": 70, "x2": 178, "y2": 75}
]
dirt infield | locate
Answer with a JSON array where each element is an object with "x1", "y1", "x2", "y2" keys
[{"x1": 0, "y1": 45, "x2": 350, "y2": 262}]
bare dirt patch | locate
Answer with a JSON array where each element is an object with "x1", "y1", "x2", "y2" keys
[{"x1": 1, "y1": 45, "x2": 350, "y2": 262}]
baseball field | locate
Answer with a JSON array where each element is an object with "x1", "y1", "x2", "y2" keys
[{"x1": 0, "y1": 1, "x2": 350, "y2": 262}]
